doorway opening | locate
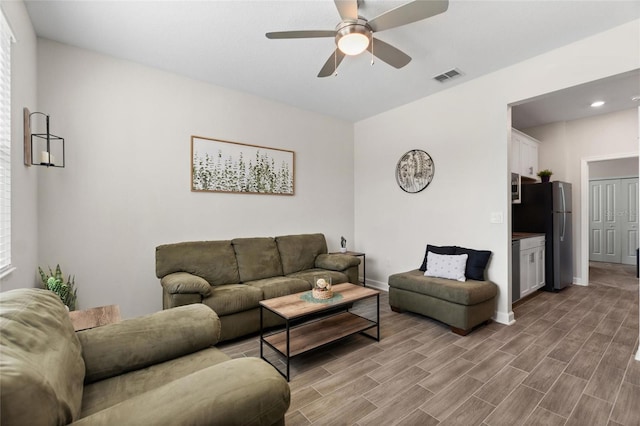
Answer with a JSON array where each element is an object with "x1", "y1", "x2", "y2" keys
[
  {"x1": 580, "y1": 153, "x2": 639, "y2": 286},
  {"x1": 589, "y1": 173, "x2": 638, "y2": 265}
]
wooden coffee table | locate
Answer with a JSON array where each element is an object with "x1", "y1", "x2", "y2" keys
[{"x1": 259, "y1": 283, "x2": 380, "y2": 381}]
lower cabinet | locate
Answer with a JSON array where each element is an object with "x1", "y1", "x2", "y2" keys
[{"x1": 519, "y1": 236, "x2": 545, "y2": 299}]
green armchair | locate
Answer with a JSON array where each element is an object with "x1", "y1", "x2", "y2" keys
[{"x1": 0, "y1": 288, "x2": 290, "y2": 426}]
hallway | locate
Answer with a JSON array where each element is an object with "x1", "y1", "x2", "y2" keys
[{"x1": 589, "y1": 261, "x2": 638, "y2": 292}]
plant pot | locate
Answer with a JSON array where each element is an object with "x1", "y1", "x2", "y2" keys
[
  {"x1": 540, "y1": 175, "x2": 551, "y2": 183},
  {"x1": 339, "y1": 248, "x2": 347, "y2": 253}
]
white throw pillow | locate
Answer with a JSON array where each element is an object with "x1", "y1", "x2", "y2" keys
[{"x1": 424, "y1": 252, "x2": 468, "y2": 282}]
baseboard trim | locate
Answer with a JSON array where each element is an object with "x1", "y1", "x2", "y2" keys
[
  {"x1": 494, "y1": 310, "x2": 515, "y2": 325},
  {"x1": 573, "y1": 276, "x2": 587, "y2": 286},
  {"x1": 364, "y1": 279, "x2": 388, "y2": 292}
]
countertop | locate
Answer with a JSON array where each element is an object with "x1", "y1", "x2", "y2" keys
[{"x1": 512, "y1": 232, "x2": 545, "y2": 241}]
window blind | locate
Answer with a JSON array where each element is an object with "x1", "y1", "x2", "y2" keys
[{"x1": 0, "y1": 9, "x2": 14, "y2": 276}]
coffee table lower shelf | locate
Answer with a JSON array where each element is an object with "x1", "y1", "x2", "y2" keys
[
  {"x1": 264, "y1": 312, "x2": 376, "y2": 357},
  {"x1": 261, "y1": 311, "x2": 379, "y2": 381}
]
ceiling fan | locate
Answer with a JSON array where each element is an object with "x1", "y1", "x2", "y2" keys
[{"x1": 266, "y1": 0, "x2": 449, "y2": 77}]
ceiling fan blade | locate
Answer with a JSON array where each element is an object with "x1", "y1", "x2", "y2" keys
[
  {"x1": 368, "y1": 38, "x2": 411, "y2": 69},
  {"x1": 334, "y1": 0, "x2": 359, "y2": 20},
  {"x1": 318, "y1": 49, "x2": 346, "y2": 78},
  {"x1": 368, "y1": 0, "x2": 449, "y2": 32},
  {"x1": 266, "y1": 30, "x2": 335, "y2": 39}
]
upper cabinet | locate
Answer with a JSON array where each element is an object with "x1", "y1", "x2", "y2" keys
[
  {"x1": 511, "y1": 133, "x2": 521, "y2": 173},
  {"x1": 512, "y1": 129, "x2": 540, "y2": 180}
]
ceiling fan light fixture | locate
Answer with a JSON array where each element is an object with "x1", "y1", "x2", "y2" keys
[
  {"x1": 338, "y1": 32, "x2": 369, "y2": 55},
  {"x1": 336, "y1": 21, "x2": 370, "y2": 56}
]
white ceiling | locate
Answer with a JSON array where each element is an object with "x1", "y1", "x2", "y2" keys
[
  {"x1": 24, "y1": 0, "x2": 640, "y2": 124},
  {"x1": 512, "y1": 69, "x2": 640, "y2": 130}
]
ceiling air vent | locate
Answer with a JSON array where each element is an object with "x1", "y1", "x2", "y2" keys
[{"x1": 433, "y1": 68, "x2": 463, "y2": 83}]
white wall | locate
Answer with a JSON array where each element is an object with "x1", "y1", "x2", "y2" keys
[
  {"x1": 525, "y1": 108, "x2": 639, "y2": 283},
  {"x1": 36, "y1": 39, "x2": 355, "y2": 319},
  {"x1": 354, "y1": 20, "x2": 640, "y2": 325},
  {"x1": 589, "y1": 156, "x2": 639, "y2": 180},
  {"x1": 0, "y1": 1, "x2": 39, "y2": 292}
]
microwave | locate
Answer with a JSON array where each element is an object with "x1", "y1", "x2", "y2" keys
[{"x1": 511, "y1": 172, "x2": 521, "y2": 204}]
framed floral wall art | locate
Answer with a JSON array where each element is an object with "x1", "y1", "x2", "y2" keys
[{"x1": 191, "y1": 136, "x2": 295, "y2": 195}]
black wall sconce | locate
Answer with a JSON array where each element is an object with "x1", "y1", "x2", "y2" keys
[{"x1": 23, "y1": 107, "x2": 65, "y2": 168}]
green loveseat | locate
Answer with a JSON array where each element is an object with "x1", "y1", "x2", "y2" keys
[
  {"x1": 0, "y1": 288, "x2": 290, "y2": 426},
  {"x1": 156, "y1": 233, "x2": 361, "y2": 342}
]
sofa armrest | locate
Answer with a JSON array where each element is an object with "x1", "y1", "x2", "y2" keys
[
  {"x1": 160, "y1": 272, "x2": 211, "y2": 297},
  {"x1": 69, "y1": 358, "x2": 290, "y2": 426},
  {"x1": 315, "y1": 253, "x2": 360, "y2": 271},
  {"x1": 78, "y1": 304, "x2": 221, "y2": 384}
]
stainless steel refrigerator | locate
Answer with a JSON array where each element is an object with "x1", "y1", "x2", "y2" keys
[{"x1": 513, "y1": 181, "x2": 573, "y2": 291}]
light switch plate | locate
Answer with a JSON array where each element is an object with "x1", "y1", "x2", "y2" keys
[{"x1": 490, "y1": 212, "x2": 504, "y2": 224}]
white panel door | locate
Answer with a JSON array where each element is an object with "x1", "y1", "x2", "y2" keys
[
  {"x1": 620, "y1": 178, "x2": 639, "y2": 265},
  {"x1": 590, "y1": 181, "x2": 604, "y2": 261},
  {"x1": 590, "y1": 179, "x2": 621, "y2": 263}
]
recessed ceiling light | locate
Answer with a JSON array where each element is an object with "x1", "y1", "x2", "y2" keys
[
  {"x1": 590, "y1": 101, "x2": 605, "y2": 107},
  {"x1": 632, "y1": 95, "x2": 640, "y2": 102}
]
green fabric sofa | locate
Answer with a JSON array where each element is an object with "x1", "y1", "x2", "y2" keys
[
  {"x1": 388, "y1": 270, "x2": 498, "y2": 335},
  {"x1": 0, "y1": 288, "x2": 290, "y2": 426},
  {"x1": 156, "y1": 233, "x2": 361, "y2": 342}
]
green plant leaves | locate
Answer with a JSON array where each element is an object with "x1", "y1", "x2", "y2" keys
[{"x1": 38, "y1": 264, "x2": 77, "y2": 311}]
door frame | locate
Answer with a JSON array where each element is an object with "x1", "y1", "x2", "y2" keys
[{"x1": 580, "y1": 152, "x2": 639, "y2": 286}]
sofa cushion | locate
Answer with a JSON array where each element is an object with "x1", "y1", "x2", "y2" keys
[
  {"x1": 80, "y1": 347, "x2": 230, "y2": 418},
  {"x1": 419, "y1": 244, "x2": 457, "y2": 271},
  {"x1": 161, "y1": 272, "x2": 211, "y2": 296},
  {"x1": 247, "y1": 276, "x2": 311, "y2": 299},
  {"x1": 0, "y1": 288, "x2": 85, "y2": 426},
  {"x1": 233, "y1": 237, "x2": 284, "y2": 282},
  {"x1": 73, "y1": 358, "x2": 290, "y2": 426},
  {"x1": 287, "y1": 269, "x2": 350, "y2": 287},
  {"x1": 156, "y1": 240, "x2": 240, "y2": 286},
  {"x1": 315, "y1": 253, "x2": 360, "y2": 271},
  {"x1": 276, "y1": 233, "x2": 328, "y2": 275},
  {"x1": 455, "y1": 246, "x2": 492, "y2": 281},
  {"x1": 79, "y1": 304, "x2": 220, "y2": 384},
  {"x1": 388, "y1": 269, "x2": 497, "y2": 305},
  {"x1": 203, "y1": 284, "x2": 263, "y2": 316}
]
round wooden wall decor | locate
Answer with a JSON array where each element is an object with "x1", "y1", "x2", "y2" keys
[{"x1": 395, "y1": 149, "x2": 435, "y2": 193}]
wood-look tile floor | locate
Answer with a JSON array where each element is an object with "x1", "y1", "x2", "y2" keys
[{"x1": 218, "y1": 262, "x2": 639, "y2": 425}]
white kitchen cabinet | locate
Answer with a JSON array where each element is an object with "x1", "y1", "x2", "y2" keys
[
  {"x1": 519, "y1": 236, "x2": 545, "y2": 298},
  {"x1": 512, "y1": 129, "x2": 540, "y2": 180},
  {"x1": 511, "y1": 133, "x2": 521, "y2": 173}
]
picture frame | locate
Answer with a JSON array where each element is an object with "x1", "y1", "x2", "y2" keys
[
  {"x1": 395, "y1": 149, "x2": 434, "y2": 193},
  {"x1": 191, "y1": 136, "x2": 295, "y2": 195}
]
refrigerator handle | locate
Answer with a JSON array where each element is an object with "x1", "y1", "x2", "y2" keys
[{"x1": 560, "y1": 183, "x2": 566, "y2": 242}]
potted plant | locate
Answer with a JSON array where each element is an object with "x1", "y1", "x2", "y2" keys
[
  {"x1": 340, "y1": 236, "x2": 347, "y2": 253},
  {"x1": 537, "y1": 169, "x2": 553, "y2": 183},
  {"x1": 38, "y1": 264, "x2": 78, "y2": 311}
]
